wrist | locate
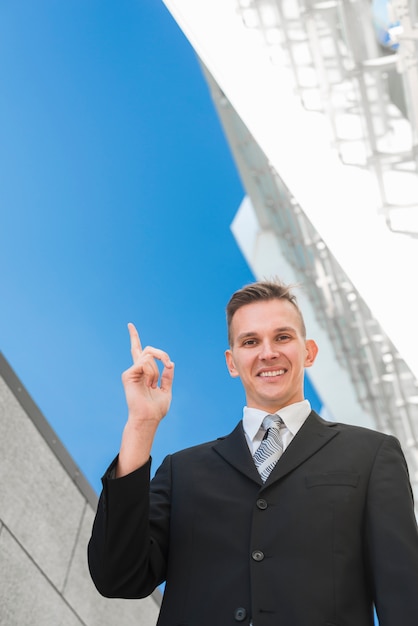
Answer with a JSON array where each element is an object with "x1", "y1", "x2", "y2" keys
[{"x1": 116, "y1": 419, "x2": 158, "y2": 478}]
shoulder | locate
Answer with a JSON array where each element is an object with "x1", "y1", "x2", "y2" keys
[
  {"x1": 311, "y1": 410, "x2": 400, "y2": 447},
  {"x1": 170, "y1": 434, "x2": 232, "y2": 461},
  {"x1": 159, "y1": 421, "x2": 244, "y2": 466},
  {"x1": 309, "y1": 413, "x2": 408, "y2": 476},
  {"x1": 151, "y1": 433, "x2": 235, "y2": 486}
]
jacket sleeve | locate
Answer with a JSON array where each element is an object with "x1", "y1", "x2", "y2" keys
[
  {"x1": 365, "y1": 435, "x2": 418, "y2": 625},
  {"x1": 87, "y1": 454, "x2": 172, "y2": 599}
]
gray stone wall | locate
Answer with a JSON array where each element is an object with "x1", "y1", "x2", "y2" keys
[{"x1": 0, "y1": 353, "x2": 160, "y2": 626}]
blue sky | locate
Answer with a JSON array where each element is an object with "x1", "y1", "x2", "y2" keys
[
  {"x1": 0, "y1": 0, "x2": 256, "y2": 493},
  {"x1": 0, "y1": 1, "x2": 322, "y2": 495}
]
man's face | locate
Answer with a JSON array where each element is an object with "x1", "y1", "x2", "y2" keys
[{"x1": 225, "y1": 299, "x2": 318, "y2": 413}]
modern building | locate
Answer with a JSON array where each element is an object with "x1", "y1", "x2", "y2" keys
[
  {"x1": 0, "y1": 352, "x2": 160, "y2": 626},
  {"x1": 163, "y1": 0, "x2": 418, "y2": 509}
]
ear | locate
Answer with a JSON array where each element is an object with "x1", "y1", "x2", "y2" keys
[
  {"x1": 225, "y1": 349, "x2": 240, "y2": 378},
  {"x1": 304, "y1": 339, "x2": 318, "y2": 368}
]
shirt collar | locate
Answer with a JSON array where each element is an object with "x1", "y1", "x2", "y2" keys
[{"x1": 243, "y1": 399, "x2": 311, "y2": 442}]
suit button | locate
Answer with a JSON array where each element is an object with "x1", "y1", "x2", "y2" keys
[
  {"x1": 256, "y1": 498, "x2": 268, "y2": 510},
  {"x1": 252, "y1": 550, "x2": 264, "y2": 561},
  {"x1": 234, "y1": 607, "x2": 247, "y2": 621}
]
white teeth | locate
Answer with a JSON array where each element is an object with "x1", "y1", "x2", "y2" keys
[{"x1": 259, "y1": 370, "x2": 285, "y2": 377}]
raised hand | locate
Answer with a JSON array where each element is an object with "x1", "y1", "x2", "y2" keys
[
  {"x1": 122, "y1": 323, "x2": 175, "y2": 424},
  {"x1": 116, "y1": 323, "x2": 175, "y2": 477}
]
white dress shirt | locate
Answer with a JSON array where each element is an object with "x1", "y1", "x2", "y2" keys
[{"x1": 242, "y1": 399, "x2": 312, "y2": 455}]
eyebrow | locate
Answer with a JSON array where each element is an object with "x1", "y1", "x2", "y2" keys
[{"x1": 236, "y1": 327, "x2": 297, "y2": 342}]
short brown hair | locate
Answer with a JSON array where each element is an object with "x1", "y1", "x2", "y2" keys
[{"x1": 226, "y1": 279, "x2": 306, "y2": 345}]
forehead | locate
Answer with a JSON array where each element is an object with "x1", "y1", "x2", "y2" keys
[{"x1": 230, "y1": 299, "x2": 303, "y2": 337}]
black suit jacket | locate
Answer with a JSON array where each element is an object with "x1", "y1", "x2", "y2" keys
[{"x1": 88, "y1": 411, "x2": 418, "y2": 625}]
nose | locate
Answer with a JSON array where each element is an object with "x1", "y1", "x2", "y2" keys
[{"x1": 259, "y1": 340, "x2": 278, "y2": 360}]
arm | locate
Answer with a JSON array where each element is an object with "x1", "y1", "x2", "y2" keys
[
  {"x1": 88, "y1": 455, "x2": 172, "y2": 598},
  {"x1": 366, "y1": 436, "x2": 418, "y2": 625},
  {"x1": 88, "y1": 323, "x2": 175, "y2": 597}
]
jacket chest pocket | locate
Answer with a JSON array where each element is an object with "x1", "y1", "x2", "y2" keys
[{"x1": 304, "y1": 471, "x2": 362, "y2": 529}]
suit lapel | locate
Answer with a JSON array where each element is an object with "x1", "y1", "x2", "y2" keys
[
  {"x1": 213, "y1": 411, "x2": 339, "y2": 487},
  {"x1": 213, "y1": 421, "x2": 262, "y2": 485},
  {"x1": 265, "y1": 411, "x2": 339, "y2": 486}
]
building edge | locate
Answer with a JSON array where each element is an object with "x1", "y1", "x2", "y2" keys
[{"x1": 0, "y1": 349, "x2": 163, "y2": 609}]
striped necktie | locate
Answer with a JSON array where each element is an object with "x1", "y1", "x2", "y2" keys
[{"x1": 253, "y1": 414, "x2": 284, "y2": 482}]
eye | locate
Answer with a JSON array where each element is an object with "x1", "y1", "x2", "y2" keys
[
  {"x1": 277, "y1": 334, "x2": 291, "y2": 342},
  {"x1": 242, "y1": 339, "x2": 257, "y2": 346}
]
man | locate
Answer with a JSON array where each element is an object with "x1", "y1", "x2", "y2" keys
[{"x1": 88, "y1": 280, "x2": 418, "y2": 625}]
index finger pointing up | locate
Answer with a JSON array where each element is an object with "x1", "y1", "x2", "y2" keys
[{"x1": 128, "y1": 322, "x2": 142, "y2": 363}]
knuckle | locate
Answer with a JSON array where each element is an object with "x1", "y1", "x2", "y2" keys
[{"x1": 121, "y1": 367, "x2": 132, "y2": 382}]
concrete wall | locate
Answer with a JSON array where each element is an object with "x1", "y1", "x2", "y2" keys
[{"x1": 0, "y1": 352, "x2": 160, "y2": 626}]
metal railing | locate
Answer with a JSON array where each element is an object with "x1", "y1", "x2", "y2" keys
[{"x1": 236, "y1": 0, "x2": 418, "y2": 235}]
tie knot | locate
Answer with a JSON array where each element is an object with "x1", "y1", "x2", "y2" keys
[{"x1": 262, "y1": 414, "x2": 284, "y2": 431}]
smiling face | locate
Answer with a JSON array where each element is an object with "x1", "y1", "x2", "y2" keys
[{"x1": 225, "y1": 298, "x2": 318, "y2": 413}]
